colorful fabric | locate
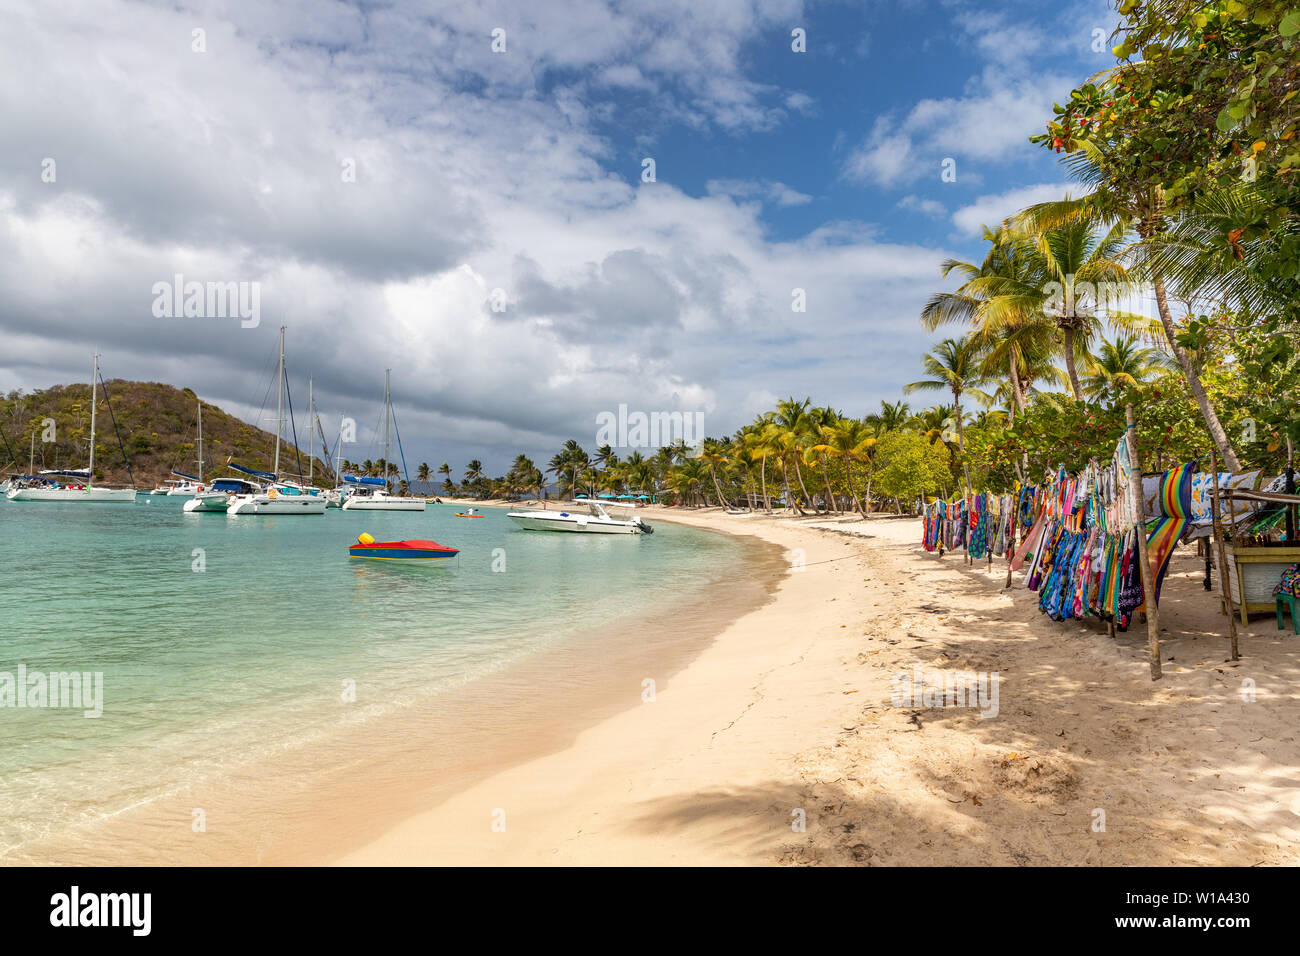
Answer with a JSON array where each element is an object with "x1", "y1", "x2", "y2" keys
[
  {"x1": 1141, "y1": 461, "x2": 1194, "y2": 608},
  {"x1": 1274, "y1": 565, "x2": 1300, "y2": 598}
]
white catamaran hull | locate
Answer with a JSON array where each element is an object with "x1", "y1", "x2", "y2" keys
[
  {"x1": 227, "y1": 494, "x2": 327, "y2": 515},
  {"x1": 6, "y1": 487, "x2": 137, "y2": 503},
  {"x1": 341, "y1": 495, "x2": 426, "y2": 512},
  {"x1": 183, "y1": 493, "x2": 231, "y2": 513},
  {"x1": 507, "y1": 511, "x2": 643, "y2": 533}
]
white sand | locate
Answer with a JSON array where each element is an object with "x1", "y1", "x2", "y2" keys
[{"x1": 343, "y1": 507, "x2": 1300, "y2": 865}]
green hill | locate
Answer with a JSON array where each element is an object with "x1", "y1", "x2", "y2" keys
[{"x1": 0, "y1": 381, "x2": 330, "y2": 488}]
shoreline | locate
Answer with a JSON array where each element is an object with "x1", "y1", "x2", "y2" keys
[
  {"x1": 5, "y1": 509, "x2": 781, "y2": 865},
  {"x1": 342, "y1": 507, "x2": 1299, "y2": 866},
  {"x1": 339, "y1": 507, "x2": 879, "y2": 865}
]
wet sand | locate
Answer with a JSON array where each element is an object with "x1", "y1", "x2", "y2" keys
[{"x1": 344, "y1": 506, "x2": 1299, "y2": 866}]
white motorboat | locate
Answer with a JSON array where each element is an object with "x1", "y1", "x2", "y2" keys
[
  {"x1": 6, "y1": 352, "x2": 137, "y2": 503},
  {"x1": 340, "y1": 477, "x2": 426, "y2": 511},
  {"x1": 339, "y1": 370, "x2": 426, "y2": 511},
  {"x1": 507, "y1": 499, "x2": 653, "y2": 534},
  {"x1": 166, "y1": 478, "x2": 204, "y2": 496}
]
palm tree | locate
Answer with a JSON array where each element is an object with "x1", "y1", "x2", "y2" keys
[
  {"x1": 545, "y1": 440, "x2": 588, "y2": 499},
  {"x1": 806, "y1": 406, "x2": 844, "y2": 513},
  {"x1": 742, "y1": 416, "x2": 778, "y2": 514},
  {"x1": 464, "y1": 460, "x2": 484, "y2": 483},
  {"x1": 973, "y1": 320, "x2": 1066, "y2": 421},
  {"x1": 417, "y1": 462, "x2": 430, "y2": 482},
  {"x1": 1084, "y1": 335, "x2": 1172, "y2": 405},
  {"x1": 905, "y1": 337, "x2": 990, "y2": 496},
  {"x1": 773, "y1": 397, "x2": 816, "y2": 515},
  {"x1": 876, "y1": 400, "x2": 911, "y2": 433},
  {"x1": 699, "y1": 438, "x2": 730, "y2": 507},
  {"x1": 825, "y1": 418, "x2": 876, "y2": 515},
  {"x1": 1028, "y1": 218, "x2": 1135, "y2": 399},
  {"x1": 1014, "y1": 147, "x2": 1244, "y2": 470},
  {"x1": 922, "y1": 226, "x2": 1047, "y2": 412}
]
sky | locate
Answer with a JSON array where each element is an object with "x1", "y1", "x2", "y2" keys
[{"x1": 0, "y1": 0, "x2": 1123, "y2": 477}]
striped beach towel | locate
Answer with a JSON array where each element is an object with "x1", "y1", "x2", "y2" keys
[{"x1": 1140, "y1": 461, "x2": 1194, "y2": 609}]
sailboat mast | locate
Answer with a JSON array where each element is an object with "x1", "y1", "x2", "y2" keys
[
  {"x1": 88, "y1": 351, "x2": 98, "y2": 490},
  {"x1": 273, "y1": 326, "x2": 284, "y2": 477},
  {"x1": 308, "y1": 378, "x2": 314, "y2": 484},
  {"x1": 197, "y1": 401, "x2": 204, "y2": 481},
  {"x1": 29, "y1": 430, "x2": 34, "y2": 474},
  {"x1": 384, "y1": 369, "x2": 391, "y2": 493}
]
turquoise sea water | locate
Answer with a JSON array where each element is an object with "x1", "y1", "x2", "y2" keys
[{"x1": 0, "y1": 497, "x2": 751, "y2": 860}]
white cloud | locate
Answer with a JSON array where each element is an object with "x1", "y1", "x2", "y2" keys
[
  {"x1": 706, "y1": 179, "x2": 814, "y2": 207},
  {"x1": 950, "y1": 183, "x2": 1072, "y2": 235},
  {"x1": 898, "y1": 195, "x2": 947, "y2": 218},
  {"x1": 0, "y1": 0, "x2": 959, "y2": 472}
]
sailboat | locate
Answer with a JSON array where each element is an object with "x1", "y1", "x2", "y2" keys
[
  {"x1": 341, "y1": 369, "x2": 426, "y2": 512},
  {"x1": 159, "y1": 401, "x2": 208, "y2": 496},
  {"x1": 226, "y1": 328, "x2": 327, "y2": 516},
  {"x1": 2, "y1": 432, "x2": 59, "y2": 497},
  {"x1": 184, "y1": 401, "x2": 256, "y2": 513},
  {"x1": 6, "y1": 352, "x2": 137, "y2": 503}
]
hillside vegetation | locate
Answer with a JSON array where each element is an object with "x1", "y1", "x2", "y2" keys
[{"x1": 0, "y1": 381, "x2": 329, "y2": 487}]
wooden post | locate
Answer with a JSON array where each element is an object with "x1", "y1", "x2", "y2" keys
[
  {"x1": 1209, "y1": 450, "x2": 1240, "y2": 661},
  {"x1": 1126, "y1": 405, "x2": 1162, "y2": 681}
]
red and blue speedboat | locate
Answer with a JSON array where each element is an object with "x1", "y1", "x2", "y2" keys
[{"x1": 348, "y1": 533, "x2": 459, "y2": 563}]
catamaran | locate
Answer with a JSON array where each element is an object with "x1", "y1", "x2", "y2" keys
[
  {"x1": 184, "y1": 477, "x2": 259, "y2": 513},
  {"x1": 225, "y1": 327, "x2": 327, "y2": 516},
  {"x1": 506, "y1": 499, "x2": 653, "y2": 534},
  {"x1": 340, "y1": 369, "x2": 426, "y2": 512},
  {"x1": 6, "y1": 352, "x2": 137, "y2": 503}
]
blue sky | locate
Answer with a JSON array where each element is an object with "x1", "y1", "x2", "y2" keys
[{"x1": 0, "y1": 0, "x2": 1122, "y2": 477}]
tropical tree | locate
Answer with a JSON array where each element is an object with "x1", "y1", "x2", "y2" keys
[
  {"x1": 1015, "y1": 149, "x2": 1245, "y2": 471},
  {"x1": 904, "y1": 336, "x2": 990, "y2": 496},
  {"x1": 1083, "y1": 335, "x2": 1172, "y2": 405}
]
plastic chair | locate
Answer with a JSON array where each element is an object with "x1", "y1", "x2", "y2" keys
[{"x1": 1277, "y1": 593, "x2": 1299, "y2": 635}]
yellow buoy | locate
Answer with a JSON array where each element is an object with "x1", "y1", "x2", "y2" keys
[{"x1": 358, "y1": 533, "x2": 375, "y2": 545}]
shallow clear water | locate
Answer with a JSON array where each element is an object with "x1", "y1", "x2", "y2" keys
[{"x1": 0, "y1": 497, "x2": 749, "y2": 858}]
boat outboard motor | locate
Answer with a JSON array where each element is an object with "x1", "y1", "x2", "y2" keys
[{"x1": 635, "y1": 517, "x2": 653, "y2": 534}]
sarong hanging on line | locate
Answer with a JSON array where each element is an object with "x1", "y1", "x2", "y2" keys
[{"x1": 1139, "y1": 461, "x2": 1195, "y2": 611}]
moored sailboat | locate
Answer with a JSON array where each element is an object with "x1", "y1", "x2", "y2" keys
[
  {"x1": 6, "y1": 352, "x2": 137, "y2": 503},
  {"x1": 340, "y1": 369, "x2": 425, "y2": 512},
  {"x1": 225, "y1": 328, "x2": 326, "y2": 516}
]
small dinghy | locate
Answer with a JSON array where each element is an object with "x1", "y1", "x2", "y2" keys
[{"x1": 348, "y1": 533, "x2": 459, "y2": 563}]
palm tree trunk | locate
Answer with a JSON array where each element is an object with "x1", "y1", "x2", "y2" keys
[
  {"x1": 844, "y1": 454, "x2": 865, "y2": 516},
  {"x1": 710, "y1": 464, "x2": 727, "y2": 509},
  {"x1": 1150, "y1": 272, "x2": 1243, "y2": 473},
  {"x1": 760, "y1": 458, "x2": 771, "y2": 513},
  {"x1": 1061, "y1": 325, "x2": 1085, "y2": 400},
  {"x1": 781, "y1": 460, "x2": 802, "y2": 515},
  {"x1": 953, "y1": 393, "x2": 973, "y2": 498},
  {"x1": 792, "y1": 454, "x2": 813, "y2": 514},
  {"x1": 1008, "y1": 359, "x2": 1026, "y2": 421},
  {"x1": 819, "y1": 458, "x2": 837, "y2": 514}
]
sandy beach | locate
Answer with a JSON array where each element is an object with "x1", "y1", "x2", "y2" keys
[{"x1": 343, "y1": 505, "x2": 1300, "y2": 866}]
